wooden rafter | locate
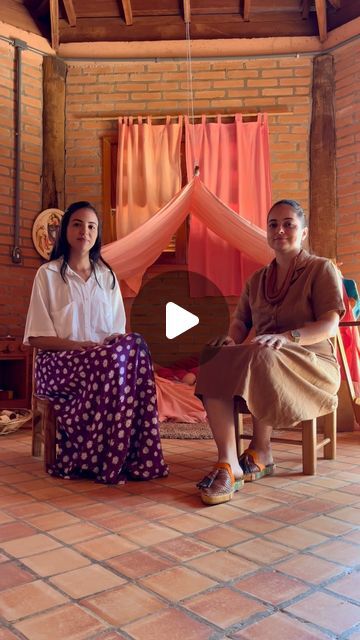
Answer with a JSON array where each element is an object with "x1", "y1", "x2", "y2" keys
[
  {"x1": 49, "y1": 0, "x2": 59, "y2": 52},
  {"x1": 327, "y1": 0, "x2": 341, "y2": 8},
  {"x1": 62, "y1": 0, "x2": 76, "y2": 26},
  {"x1": 243, "y1": 0, "x2": 251, "y2": 21},
  {"x1": 120, "y1": 0, "x2": 133, "y2": 25},
  {"x1": 183, "y1": 0, "x2": 191, "y2": 24},
  {"x1": 315, "y1": 0, "x2": 328, "y2": 42}
]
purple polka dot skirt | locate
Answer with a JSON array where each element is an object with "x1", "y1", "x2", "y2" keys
[{"x1": 35, "y1": 333, "x2": 169, "y2": 484}]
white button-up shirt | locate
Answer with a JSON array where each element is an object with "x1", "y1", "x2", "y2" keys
[{"x1": 24, "y1": 259, "x2": 126, "y2": 345}]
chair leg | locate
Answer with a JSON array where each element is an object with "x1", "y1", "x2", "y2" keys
[
  {"x1": 234, "y1": 399, "x2": 245, "y2": 459},
  {"x1": 302, "y1": 418, "x2": 317, "y2": 475},
  {"x1": 44, "y1": 404, "x2": 57, "y2": 471},
  {"x1": 32, "y1": 410, "x2": 42, "y2": 457},
  {"x1": 323, "y1": 411, "x2": 336, "y2": 460}
]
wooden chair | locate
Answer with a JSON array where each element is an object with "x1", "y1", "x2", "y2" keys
[
  {"x1": 233, "y1": 396, "x2": 336, "y2": 476},
  {"x1": 31, "y1": 350, "x2": 57, "y2": 470},
  {"x1": 234, "y1": 333, "x2": 344, "y2": 476}
]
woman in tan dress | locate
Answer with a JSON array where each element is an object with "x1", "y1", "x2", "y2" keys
[{"x1": 196, "y1": 200, "x2": 344, "y2": 505}]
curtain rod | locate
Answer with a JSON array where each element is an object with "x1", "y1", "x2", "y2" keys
[{"x1": 78, "y1": 108, "x2": 292, "y2": 122}]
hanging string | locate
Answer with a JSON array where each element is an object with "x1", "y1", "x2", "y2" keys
[{"x1": 185, "y1": 20, "x2": 199, "y2": 175}]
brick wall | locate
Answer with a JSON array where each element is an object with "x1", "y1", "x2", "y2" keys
[
  {"x1": 334, "y1": 40, "x2": 360, "y2": 286},
  {"x1": 0, "y1": 41, "x2": 43, "y2": 338},
  {"x1": 65, "y1": 56, "x2": 312, "y2": 215}
]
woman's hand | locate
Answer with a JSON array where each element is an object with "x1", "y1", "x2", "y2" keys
[
  {"x1": 103, "y1": 333, "x2": 124, "y2": 346},
  {"x1": 207, "y1": 335, "x2": 236, "y2": 347},
  {"x1": 251, "y1": 333, "x2": 289, "y2": 350},
  {"x1": 74, "y1": 340, "x2": 99, "y2": 350},
  {"x1": 29, "y1": 337, "x2": 98, "y2": 352}
]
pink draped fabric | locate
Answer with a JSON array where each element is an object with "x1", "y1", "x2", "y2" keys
[
  {"x1": 102, "y1": 177, "x2": 274, "y2": 295},
  {"x1": 340, "y1": 286, "x2": 360, "y2": 383},
  {"x1": 185, "y1": 114, "x2": 272, "y2": 296},
  {"x1": 155, "y1": 375, "x2": 207, "y2": 423},
  {"x1": 116, "y1": 116, "x2": 183, "y2": 238}
]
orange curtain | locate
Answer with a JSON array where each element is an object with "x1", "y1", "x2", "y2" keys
[
  {"x1": 116, "y1": 116, "x2": 183, "y2": 238},
  {"x1": 102, "y1": 177, "x2": 273, "y2": 295},
  {"x1": 185, "y1": 114, "x2": 272, "y2": 296}
]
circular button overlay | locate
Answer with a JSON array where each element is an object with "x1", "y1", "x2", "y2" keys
[{"x1": 130, "y1": 270, "x2": 230, "y2": 368}]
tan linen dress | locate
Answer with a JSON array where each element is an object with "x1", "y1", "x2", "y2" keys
[{"x1": 196, "y1": 251, "x2": 345, "y2": 429}]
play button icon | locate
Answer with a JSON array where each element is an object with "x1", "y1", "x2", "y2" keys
[
  {"x1": 130, "y1": 270, "x2": 229, "y2": 368},
  {"x1": 166, "y1": 303, "x2": 199, "y2": 339}
]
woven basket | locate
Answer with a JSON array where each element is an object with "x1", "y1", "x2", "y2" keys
[{"x1": 0, "y1": 409, "x2": 32, "y2": 435}]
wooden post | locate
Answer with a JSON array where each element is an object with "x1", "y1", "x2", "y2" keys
[
  {"x1": 42, "y1": 56, "x2": 66, "y2": 211},
  {"x1": 309, "y1": 54, "x2": 336, "y2": 259},
  {"x1": 302, "y1": 419, "x2": 317, "y2": 475}
]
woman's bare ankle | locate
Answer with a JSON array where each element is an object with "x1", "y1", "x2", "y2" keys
[
  {"x1": 218, "y1": 458, "x2": 243, "y2": 480},
  {"x1": 246, "y1": 442, "x2": 273, "y2": 466}
]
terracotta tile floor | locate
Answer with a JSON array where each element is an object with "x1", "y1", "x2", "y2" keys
[{"x1": 0, "y1": 430, "x2": 360, "y2": 640}]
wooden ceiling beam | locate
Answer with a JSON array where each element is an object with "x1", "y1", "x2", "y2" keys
[
  {"x1": 183, "y1": 0, "x2": 191, "y2": 24},
  {"x1": 243, "y1": 0, "x2": 251, "y2": 21},
  {"x1": 120, "y1": 0, "x2": 133, "y2": 25},
  {"x1": 59, "y1": 14, "x2": 317, "y2": 42},
  {"x1": 315, "y1": 0, "x2": 327, "y2": 42},
  {"x1": 50, "y1": 0, "x2": 59, "y2": 51},
  {"x1": 62, "y1": 0, "x2": 76, "y2": 26}
]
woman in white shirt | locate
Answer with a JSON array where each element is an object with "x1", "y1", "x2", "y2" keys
[{"x1": 24, "y1": 201, "x2": 168, "y2": 484}]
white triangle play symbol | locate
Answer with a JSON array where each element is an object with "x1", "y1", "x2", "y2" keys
[{"x1": 166, "y1": 302, "x2": 199, "y2": 340}]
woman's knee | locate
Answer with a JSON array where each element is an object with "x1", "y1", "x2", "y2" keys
[{"x1": 247, "y1": 343, "x2": 280, "y2": 369}]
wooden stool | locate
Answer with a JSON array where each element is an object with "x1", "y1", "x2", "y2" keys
[
  {"x1": 233, "y1": 396, "x2": 337, "y2": 476},
  {"x1": 32, "y1": 395, "x2": 57, "y2": 470},
  {"x1": 31, "y1": 349, "x2": 57, "y2": 471}
]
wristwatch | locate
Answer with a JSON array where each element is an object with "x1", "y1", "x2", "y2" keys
[{"x1": 290, "y1": 329, "x2": 301, "y2": 343}]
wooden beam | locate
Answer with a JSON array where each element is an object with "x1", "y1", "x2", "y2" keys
[
  {"x1": 59, "y1": 14, "x2": 317, "y2": 42},
  {"x1": 78, "y1": 106, "x2": 291, "y2": 122},
  {"x1": 309, "y1": 54, "x2": 336, "y2": 260},
  {"x1": 120, "y1": 0, "x2": 133, "y2": 25},
  {"x1": 42, "y1": 56, "x2": 66, "y2": 211},
  {"x1": 327, "y1": 0, "x2": 341, "y2": 8},
  {"x1": 315, "y1": 0, "x2": 327, "y2": 41},
  {"x1": 50, "y1": 0, "x2": 59, "y2": 51},
  {"x1": 62, "y1": 0, "x2": 76, "y2": 26},
  {"x1": 243, "y1": 0, "x2": 251, "y2": 21},
  {"x1": 183, "y1": 0, "x2": 191, "y2": 24}
]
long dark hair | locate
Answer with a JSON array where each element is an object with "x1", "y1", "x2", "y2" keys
[{"x1": 50, "y1": 201, "x2": 115, "y2": 288}]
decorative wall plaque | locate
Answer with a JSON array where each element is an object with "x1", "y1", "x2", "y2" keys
[{"x1": 32, "y1": 208, "x2": 63, "y2": 260}]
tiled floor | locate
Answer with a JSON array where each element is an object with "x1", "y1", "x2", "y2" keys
[{"x1": 0, "y1": 429, "x2": 359, "y2": 640}]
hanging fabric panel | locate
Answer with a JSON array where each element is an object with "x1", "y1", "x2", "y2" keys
[
  {"x1": 116, "y1": 115, "x2": 183, "y2": 238},
  {"x1": 185, "y1": 114, "x2": 272, "y2": 296}
]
